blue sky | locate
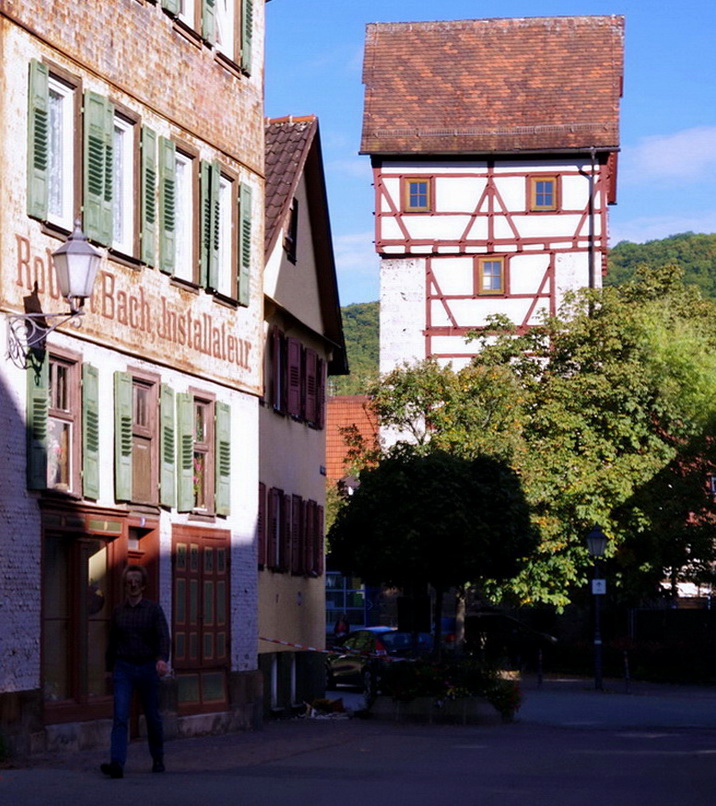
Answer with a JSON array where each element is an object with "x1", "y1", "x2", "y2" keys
[{"x1": 265, "y1": 1, "x2": 716, "y2": 306}]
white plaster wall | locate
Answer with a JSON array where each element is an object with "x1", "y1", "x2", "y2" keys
[
  {"x1": 380, "y1": 258, "x2": 426, "y2": 374},
  {"x1": 510, "y1": 253, "x2": 553, "y2": 295},
  {"x1": 431, "y1": 257, "x2": 474, "y2": 295}
]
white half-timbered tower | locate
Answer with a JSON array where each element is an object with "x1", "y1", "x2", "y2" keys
[{"x1": 361, "y1": 16, "x2": 625, "y2": 371}]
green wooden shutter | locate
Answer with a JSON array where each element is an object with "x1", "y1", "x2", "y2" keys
[
  {"x1": 82, "y1": 363, "x2": 100, "y2": 499},
  {"x1": 200, "y1": 160, "x2": 218, "y2": 289},
  {"x1": 160, "y1": 384, "x2": 176, "y2": 508},
  {"x1": 238, "y1": 182, "x2": 252, "y2": 307},
  {"x1": 141, "y1": 126, "x2": 157, "y2": 266},
  {"x1": 84, "y1": 91, "x2": 113, "y2": 245},
  {"x1": 214, "y1": 401, "x2": 231, "y2": 516},
  {"x1": 27, "y1": 59, "x2": 49, "y2": 220},
  {"x1": 113, "y1": 371, "x2": 132, "y2": 501},
  {"x1": 26, "y1": 351, "x2": 49, "y2": 490},
  {"x1": 159, "y1": 137, "x2": 176, "y2": 274},
  {"x1": 177, "y1": 392, "x2": 194, "y2": 512},
  {"x1": 162, "y1": 0, "x2": 180, "y2": 13},
  {"x1": 241, "y1": 0, "x2": 253, "y2": 74},
  {"x1": 202, "y1": 0, "x2": 216, "y2": 44}
]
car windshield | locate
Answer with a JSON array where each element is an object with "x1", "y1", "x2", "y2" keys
[{"x1": 380, "y1": 632, "x2": 432, "y2": 654}]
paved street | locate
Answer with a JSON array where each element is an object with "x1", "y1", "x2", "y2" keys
[{"x1": 4, "y1": 676, "x2": 716, "y2": 805}]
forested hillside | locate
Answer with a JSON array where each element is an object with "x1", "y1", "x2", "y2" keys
[
  {"x1": 607, "y1": 233, "x2": 716, "y2": 295},
  {"x1": 330, "y1": 301, "x2": 379, "y2": 395},
  {"x1": 330, "y1": 233, "x2": 716, "y2": 394}
]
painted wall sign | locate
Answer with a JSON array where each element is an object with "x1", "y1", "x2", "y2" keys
[{"x1": 11, "y1": 234, "x2": 260, "y2": 392}]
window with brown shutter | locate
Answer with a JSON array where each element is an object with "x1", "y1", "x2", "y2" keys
[
  {"x1": 257, "y1": 481, "x2": 266, "y2": 567},
  {"x1": 286, "y1": 337, "x2": 302, "y2": 418}
]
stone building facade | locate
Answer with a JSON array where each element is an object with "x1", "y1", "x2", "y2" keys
[{"x1": 0, "y1": 0, "x2": 267, "y2": 756}]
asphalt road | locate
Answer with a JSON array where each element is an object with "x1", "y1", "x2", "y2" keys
[{"x1": 3, "y1": 677, "x2": 716, "y2": 806}]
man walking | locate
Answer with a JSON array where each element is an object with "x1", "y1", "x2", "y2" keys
[{"x1": 101, "y1": 564, "x2": 170, "y2": 779}]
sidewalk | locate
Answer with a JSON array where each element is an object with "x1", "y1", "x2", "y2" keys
[
  {"x1": 518, "y1": 673, "x2": 716, "y2": 729},
  {"x1": 13, "y1": 674, "x2": 716, "y2": 773}
]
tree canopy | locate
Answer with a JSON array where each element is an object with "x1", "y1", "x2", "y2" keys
[
  {"x1": 607, "y1": 232, "x2": 716, "y2": 297},
  {"x1": 328, "y1": 448, "x2": 537, "y2": 638},
  {"x1": 359, "y1": 266, "x2": 716, "y2": 607}
]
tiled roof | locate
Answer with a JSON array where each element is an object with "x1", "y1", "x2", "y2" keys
[
  {"x1": 325, "y1": 396, "x2": 380, "y2": 484},
  {"x1": 265, "y1": 116, "x2": 317, "y2": 257},
  {"x1": 361, "y1": 15, "x2": 624, "y2": 155}
]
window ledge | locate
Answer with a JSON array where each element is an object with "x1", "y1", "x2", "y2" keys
[
  {"x1": 170, "y1": 17, "x2": 203, "y2": 49},
  {"x1": 108, "y1": 249, "x2": 143, "y2": 270},
  {"x1": 170, "y1": 276, "x2": 201, "y2": 294},
  {"x1": 188, "y1": 512, "x2": 216, "y2": 523},
  {"x1": 214, "y1": 50, "x2": 247, "y2": 79},
  {"x1": 212, "y1": 291, "x2": 238, "y2": 309}
]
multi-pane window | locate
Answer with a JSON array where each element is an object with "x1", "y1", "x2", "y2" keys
[
  {"x1": 193, "y1": 398, "x2": 213, "y2": 511},
  {"x1": 27, "y1": 60, "x2": 78, "y2": 228},
  {"x1": 112, "y1": 114, "x2": 136, "y2": 255},
  {"x1": 403, "y1": 177, "x2": 431, "y2": 212},
  {"x1": 217, "y1": 174, "x2": 234, "y2": 297},
  {"x1": 47, "y1": 76, "x2": 76, "y2": 229},
  {"x1": 176, "y1": 392, "x2": 231, "y2": 516},
  {"x1": 174, "y1": 150, "x2": 195, "y2": 282},
  {"x1": 27, "y1": 352, "x2": 98, "y2": 497},
  {"x1": 216, "y1": 0, "x2": 236, "y2": 58},
  {"x1": 47, "y1": 357, "x2": 77, "y2": 491},
  {"x1": 476, "y1": 257, "x2": 505, "y2": 295},
  {"x1": 529, "y1": 176, "x2": 558, "y2": 211}
]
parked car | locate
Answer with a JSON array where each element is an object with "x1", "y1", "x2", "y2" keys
[{"x1": 326, "y1": 627, "x2": 433, "y2": 695}]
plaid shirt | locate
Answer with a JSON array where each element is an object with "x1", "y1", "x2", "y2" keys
[{"x1": 106, "y1": 598, "x2": 171, "y2": 671}]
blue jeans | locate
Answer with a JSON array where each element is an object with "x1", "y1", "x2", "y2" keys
[{"x1": 110, "y1": 660, "x2": 164, "y2": 767}]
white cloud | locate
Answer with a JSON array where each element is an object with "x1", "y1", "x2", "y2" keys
[
  {"x1": 621, "y1": 126, "x2": 716, "y2": 184},
  {"x1": 609, "y1": 209, "x2": 716, "y2": 245}
]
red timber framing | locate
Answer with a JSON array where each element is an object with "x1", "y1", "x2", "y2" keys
[{"x1": 373, "y1": 156, "x2": 612, "y2": 363}]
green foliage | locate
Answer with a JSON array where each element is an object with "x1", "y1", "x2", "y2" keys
[
  {"x1": 356, "y1": 267, "x2": 716, "y2": 607},
  {"x1": 330, "y1": 301, "x2": 379, "y2": 395},
  {"x1": 328, "y1": 449, "x2": 536, "y2": 593},
  {"x1": 378, "y1": 659, "x2": 522, "y2": 719},
  {"x1": 607, "y1": 232, "x2": 716, "y2": 296}
]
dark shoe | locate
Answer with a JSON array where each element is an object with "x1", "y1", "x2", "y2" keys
[
  {"x1": 100, "y1": 761, "x2": 124, "y2": 779},
  {"x1": 152, "y1": 760, "x2": 165, "y2": 773}
]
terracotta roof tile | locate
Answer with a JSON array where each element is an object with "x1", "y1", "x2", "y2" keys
[
  {"x1": 264, "y1": 116, "x2": 317, "y2": 257},
  {"x1": 325, "y1": 396, "x2": 379, "y2": 484},
  {"x1": 361, "y1": 16, "x2": 624, "y2": 155}
]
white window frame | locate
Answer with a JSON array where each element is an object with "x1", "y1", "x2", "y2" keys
[
  {"x1": 47, "y1": 76, "x2": 75, "y2": 230},
  {"x1": 179, "y1": 0, "x2": 196, "y2": 27},
  {"x1": 174, "y1": 150, "x2": 195, "y2": 282},
  {"x1": 216, "y1": 0, "x2": 236, "y2": 59},
  {"x1": 217, "y1": 173, "x2": 233, "y2": 297},
  {"x1": 112, "y1": 114, "x2": 135, "y2": 255}
]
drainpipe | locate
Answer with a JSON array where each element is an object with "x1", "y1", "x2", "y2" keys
[{"x1": 588, "y1": 147, "x2": 597, "y2": 289}]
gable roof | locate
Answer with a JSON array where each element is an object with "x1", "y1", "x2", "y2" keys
[
  {"x1": 264, "y1": 116, "x2": 348, "y2": 375},
  {"x1": 361, "y1": 15, "x2": 624, "y2": 156}
]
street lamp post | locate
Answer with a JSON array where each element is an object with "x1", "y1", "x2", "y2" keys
[
  {"x1": 586, "y1": 525, "x2": 607, "y2": 691},
  {"x1": 7, "y1": 221, "x2": 101, "y2": 367}
]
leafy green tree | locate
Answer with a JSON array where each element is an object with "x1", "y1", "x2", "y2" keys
[
  {"x1": 356, "y1": 267, "x2": 716, "y2": 607},
  {"x1": 607, "y1": 233, "x2": 716, "y2": 296},
  {"x1": 330, "y1": 301, "x2": 379, "y2": 395},
  {"x1": 328, "y1": 448, "x2": 537, "y2": 644}
]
